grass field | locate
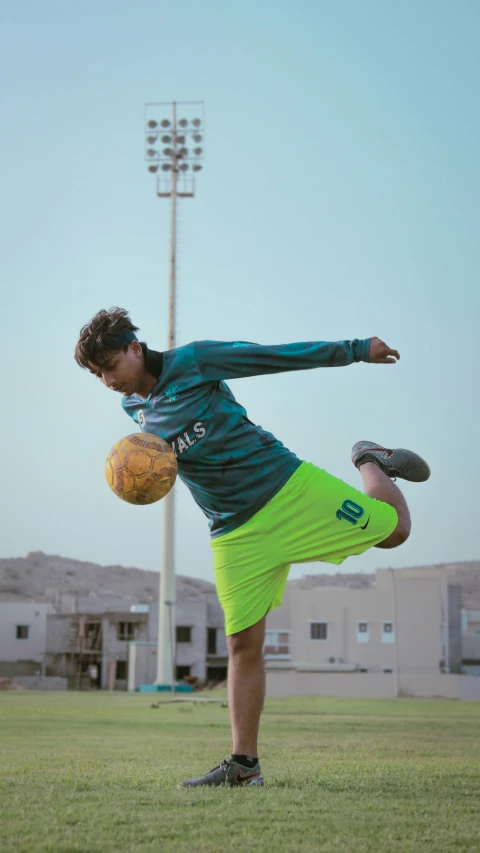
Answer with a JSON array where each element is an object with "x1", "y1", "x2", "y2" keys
[{"x1": 0, "y1": 691, "x2": 479, "y2": 853}]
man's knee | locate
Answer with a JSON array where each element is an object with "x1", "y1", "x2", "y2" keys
[
  {"x1": 227, "y1": 623, "x2": 265, "y2": 659},
  {"x1": 376, "y1": 518, "x2": 411, "y2": 549}
]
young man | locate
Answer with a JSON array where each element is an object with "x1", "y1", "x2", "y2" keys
[{"x1": 75, "y1": 307, "x2": 430, "y2": 788}]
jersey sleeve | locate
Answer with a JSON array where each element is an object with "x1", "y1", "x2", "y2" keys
[
  {"x1": 194, "y1": 338, "x2": 371, "y2": 381},
  {"x1": 121, "y1": 397, "x2": 140, "y2": 425}
]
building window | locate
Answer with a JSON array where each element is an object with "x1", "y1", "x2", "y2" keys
[
  {"x1": 382, "y1": 621, "x2": 395, "y2": 643},
  {"x1": 117, "y1": 622, "x2": 135, "y2": 641},
  {"x1": 357, "y1": 621, "x2": 369, "y2": 643},
  {"x1": 176, "y1": 665, "x2": 191, "y2": 680},
  {"x1": 382, "y1": 666, "x2": 394, "y2": 673},
  {"x1": 116, "y1": 660, "x2": 127, "y2": 679},
  {"x1": 16, "y1": 625, "x2": 29, "y2": 640},
  {"x1": 176, "y1": 626, "x2": 192, "y2": 644},
  {"x1": 207, "y1": 627, "x2": 217, "y2": 655},
  {"x1": 310, "y1": 621, "x2": 328, "y2": 642},
  {"x1": 264, "y1": 630, "x2": 291, "y2": 658}
]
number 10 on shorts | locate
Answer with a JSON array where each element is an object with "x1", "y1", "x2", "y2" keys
[{"x1": 336, "y1": 500, "x2": 365, "y2": 525}]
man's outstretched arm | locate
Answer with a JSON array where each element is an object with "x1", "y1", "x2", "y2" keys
[{"x1": 194, "y1": 336, "x2": 399, "y2": 381}]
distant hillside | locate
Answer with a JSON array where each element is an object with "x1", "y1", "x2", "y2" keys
[
  {"x1": 0, "y1": 552, "x2": 479, "y2": 609},
  {"x1": 0, "y1": 551, "x2": 215, "y2": 606}
]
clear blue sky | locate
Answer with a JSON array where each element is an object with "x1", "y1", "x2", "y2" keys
[{"x1": 1, "y1": 0, "x2": 478, "y2": 581}]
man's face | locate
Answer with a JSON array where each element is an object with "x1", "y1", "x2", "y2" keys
[{"x1": 89, "y1": 342, "x2": 145, "y2": 396}]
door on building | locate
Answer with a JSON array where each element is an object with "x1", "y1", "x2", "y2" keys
[{"x1": 207, "y1": 665, "x2": 227, "y2": 683}]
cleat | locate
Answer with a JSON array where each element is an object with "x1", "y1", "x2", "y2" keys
[
  {"x1": 351, "y1": 441, "x2": 430, "y2": 482},
  {"x1": 180, "y1": 758, "x2": 264, "y2": 788}
]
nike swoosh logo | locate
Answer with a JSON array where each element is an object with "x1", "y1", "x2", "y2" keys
[
  {"x1": 360, "y1": 517, "x2": 370, "y2": 530},
  {"x1": 235, "y1": 770, "x2": 261, "y2": 784}
]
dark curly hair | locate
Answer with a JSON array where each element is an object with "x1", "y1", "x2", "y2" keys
[{"x1": 74, "y1": 307, "x2": 142, "y2": 370}]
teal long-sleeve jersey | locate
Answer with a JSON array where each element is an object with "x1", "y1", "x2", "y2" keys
[{"x1": 122, "y1": 338, "x2": 371, "y2": 537}]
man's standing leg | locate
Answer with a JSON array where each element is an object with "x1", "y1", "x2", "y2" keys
[
  {"x1": 180, "y1": 615, "x2": 267, "y2": 787},
  {"x1": 227, "y1": 615, "x2": 267, "y2": 757}
]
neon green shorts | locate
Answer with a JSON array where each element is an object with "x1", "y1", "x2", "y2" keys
[{"x1": 211, "y1": 460, "x2": 398, "y2": 636}]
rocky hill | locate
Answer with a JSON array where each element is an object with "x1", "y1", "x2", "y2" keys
[
  {"x1": 0, "y1": 552, "x2": 479, "y2": 609},
  {"x1": 0, "y1": 551, "x2": 215, "y2": 606}
]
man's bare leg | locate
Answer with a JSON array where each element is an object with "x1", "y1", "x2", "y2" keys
[
  {"x1": 358, "y1": 461, "x2": 411, "y2": 548},
  {"x1": 180, "y1": 615, "x2": 266, "y2": 786},
  {"x1": 227, "y1": 615, "x2": 267, "y2": 756}
]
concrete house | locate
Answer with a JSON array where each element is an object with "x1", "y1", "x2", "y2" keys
[
  {"x1": 265, "y1": 566, "x2": 480, "y2": 699},
  {"x1": 0, "y1": 602, "x2": 52, "y2": 677}
]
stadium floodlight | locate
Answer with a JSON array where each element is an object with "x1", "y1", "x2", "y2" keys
[
  {"x1": 143, "y1": 100, "x2": 205, "y2": 693},
  {"x1": 146, "y1": 148, "x2": 157, "y2": 157},
  {"x1": 148, "y1": 165, "x2": 159, "y2": 173},
  {"x1": 193, "y1": 147, "x2": 203, "y2": 156},
  {"x1": 147, "y1": 135, "x2": 158, "y2": 144}
]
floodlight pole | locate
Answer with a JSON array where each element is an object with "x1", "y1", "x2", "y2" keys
[
  {"x1": 156, "y1": 102, "x2": 178, "y2": 688},
  {"x1": 144, "y1": 100, "x2": 204, "y2": 690}
]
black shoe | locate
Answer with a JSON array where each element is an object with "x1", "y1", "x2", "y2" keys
[
  {"x1": 180, "y1": 758, "x2": 264, "y2": 788},
  {"x1": 351, "y1": 440, "x2": 430, "y2": 482}
]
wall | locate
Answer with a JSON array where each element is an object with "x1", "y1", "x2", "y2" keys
[
  {"x1": 148, "y1": 598, "x2": 209, "y2": 681},
  {"x1": 46, "y1": 613, "x2": 77, "y2": 655},
  {"x1": 100, "y1": 615, "x2": 148, "y2": 689},
  {"x1": 0, "y1": 603, "x2": 51, "y2": 663},
  {"x1": 128, "y1": 643, "x2": 157, "y2": 690},
  {"x1": 266, "y1": 668, "x2": 480, "y2": 700},
  {"x1": 12, "y1": 676, "x2": 68, "y2": 690},
  {"x1": 288, "y1": 586, "x2": 396, "y2": 671}
]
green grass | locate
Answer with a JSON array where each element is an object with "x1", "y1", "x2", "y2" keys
[{"x1": 1, "y1": 692, "x2": 479, "y2": 852}]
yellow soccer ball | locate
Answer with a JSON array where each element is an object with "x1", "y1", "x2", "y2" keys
[{"x1": 105, "y1": 433, "x2": 177, "y2": 505}]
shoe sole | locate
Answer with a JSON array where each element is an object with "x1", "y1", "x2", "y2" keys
[
  {"x1": 352, "y1": 442, "x2": 430, "y2": 482},
  {"x1": 179, "y1": 774, "x2": 265, "y2": 789}
]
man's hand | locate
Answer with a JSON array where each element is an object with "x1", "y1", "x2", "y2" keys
[{"x1": 369, "y1": 337, "x2": 400, "y2": 364}]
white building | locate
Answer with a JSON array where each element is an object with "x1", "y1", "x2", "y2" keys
[
  {"x1": 265, "y1": 567, "x2": 480, "y2": 700},
  {"x1": 0, "y1": 594, "x2": 228, "y2": 690},
  {"x1": 0, "y1": 602, "x2": 52, "y2": 675}
]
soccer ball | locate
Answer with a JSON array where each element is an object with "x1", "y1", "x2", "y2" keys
[{"x1": 105, "y1": 433, "x2": 177, "y2": 505}]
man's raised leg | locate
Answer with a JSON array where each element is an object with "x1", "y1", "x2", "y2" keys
[
  {"x1": 352, "y1": 440, "x2": 430, "y2": 549},
  {"x1": 358, "y1": 461, "x2": 411, "y2": 548}
]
